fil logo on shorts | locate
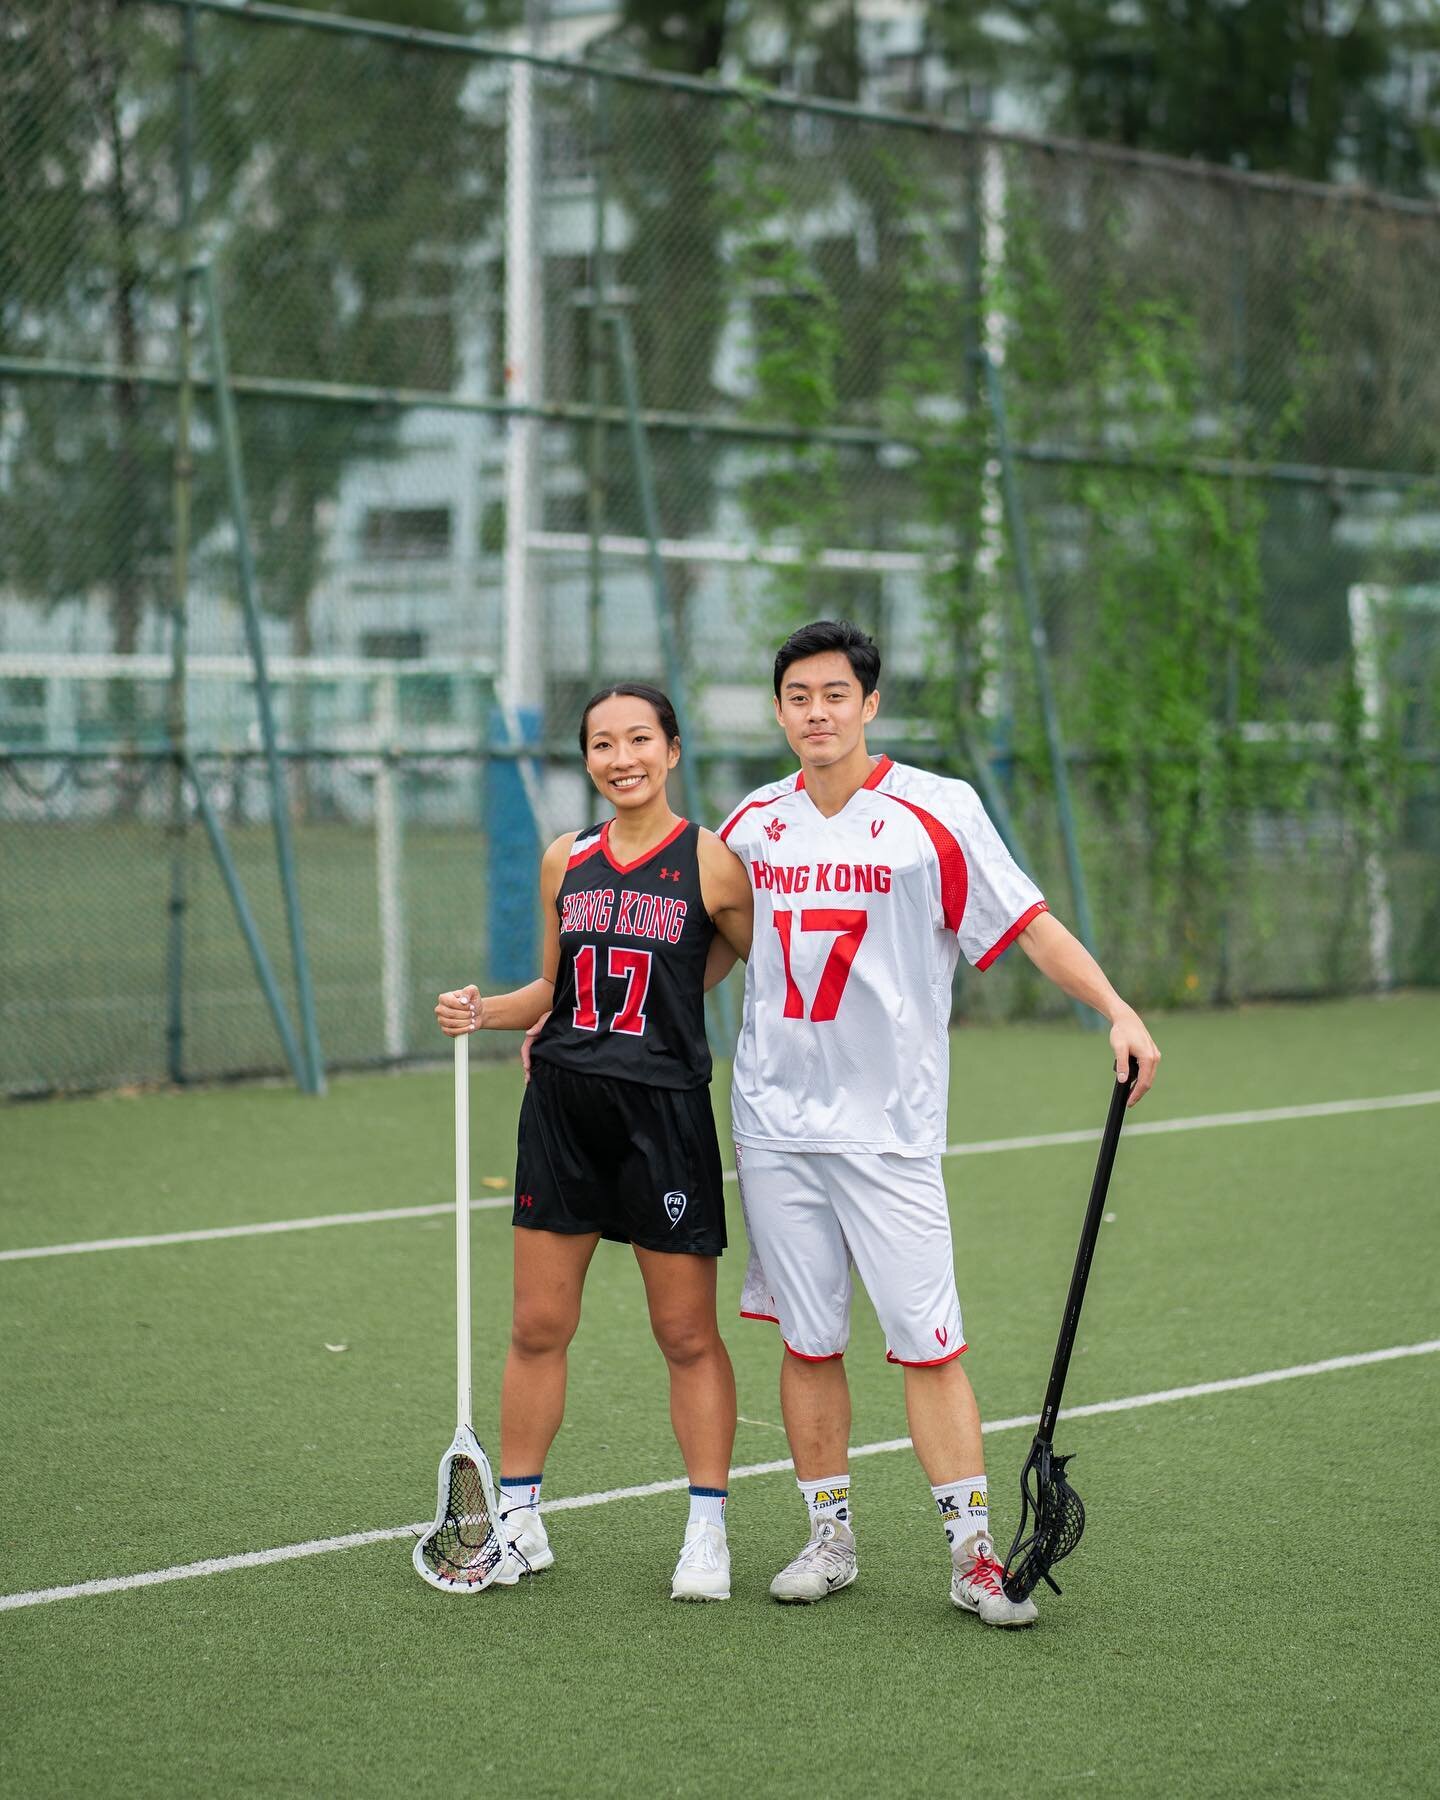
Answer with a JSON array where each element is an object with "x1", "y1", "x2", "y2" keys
[{"x1": 663, "y1": 1190, "x2": 688, "y2": 1227}]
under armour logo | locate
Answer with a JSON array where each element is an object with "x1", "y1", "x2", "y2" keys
[
  {"x1": 658, "y1": 866, "x2": 681, "y2": 882},
  {"x1": 870, "y1": 819, "x2": 885, "y2": 838},
  {"x1": 762, "y1": 818, "x2": 787, "y2": 842},
  {"x1": 518, "y1": 1194, "x2": 534, "y2": 1209}
]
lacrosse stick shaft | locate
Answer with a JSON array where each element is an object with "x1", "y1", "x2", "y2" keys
[
  {"x1": 455, "y1": 1032, "x2": 472, "y2": 1431},
  {"x1": 1037, "y1": 1057, "x2": 1137, "y2": 1439}
]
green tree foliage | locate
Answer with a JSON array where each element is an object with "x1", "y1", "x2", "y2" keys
[
  {"x1": 616, "y1": 0, "x2": 861, "y2": 95},
  {"x1": 605, "y1": 0, "x2": 1435, "y2": 197},
  {"x1": 614, "y1": 0, "x2": 729, "y2": 75},
  {"x1": 1, "y1": 1, "x2": 182, "y2": 759},
  {"x1": 938, "y1": 0, "x2": 1437, "y2": 195},
  {"x1": 0, "y1": 0, "x2": 487, "y2": 704},
  {"x1": 713, "y1": 98, "x2": 849, "y2": 632},
  {"x1": 195, "y1": 0, "x2": 490, "y2": 655},
  {"x1": 595, "y1": 1, "x2": 865, "y2": 655}
]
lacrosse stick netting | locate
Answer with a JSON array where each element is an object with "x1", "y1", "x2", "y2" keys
[
  {"x1": 413, "y1": 1031, "x2": 509, "y2": 1592},
  {"x1": 1002, "y1": 1058, "x2": 1137, "y2": 1603}
]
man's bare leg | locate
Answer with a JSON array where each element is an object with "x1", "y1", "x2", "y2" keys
[
  {"x1": 905, "y1": 1359, "x2": 1037, "y2": 1625},
  {"x1": 902, "y1": 1358, "x2": 984, "y2": 1485},
  {"x1": 770, "y1": 1352, "x2": 858, "y2": 1602},
  {"x1": 779, "y1": 1351, "x2": 851, "y2": 1479}
]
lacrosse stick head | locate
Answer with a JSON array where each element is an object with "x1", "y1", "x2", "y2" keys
[
  {"x1": 1002, "y1": 1435, "x2": 1086, "y2": 1603},
  {"x1": 413, "y1": 1424, "x2": 509, "y2": 1594}
]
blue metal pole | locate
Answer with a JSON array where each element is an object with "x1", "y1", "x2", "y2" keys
[{"x1": 486, "y1": 702, "x2": 541, "y2": 989}]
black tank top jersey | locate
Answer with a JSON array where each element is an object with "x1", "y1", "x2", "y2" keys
[{"x1": 531, "y1": 818, "x2": 716, "y2": 1090}]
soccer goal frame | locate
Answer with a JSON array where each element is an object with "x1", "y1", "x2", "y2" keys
[{"x1": 1346, "y1": 583, "x2": 1440, "y2": 992}]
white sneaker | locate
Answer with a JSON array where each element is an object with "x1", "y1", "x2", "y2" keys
[
  {"x1": 950, "y1": 1534, "x2": 1037, "y2": 1627},
  {"x1": 769, "y1": 1518, "x2": 858, "y2": 1604},
  {"x1": 670, "y1": 1521, "x2": 730, "y2": 1601},
  {"x1": 491, "y1": 1506, "x2": 554, "y2": 1585}
]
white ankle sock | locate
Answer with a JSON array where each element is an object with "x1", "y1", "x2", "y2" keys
[
  {"x1": 799, "y1": 1474, "x2": 851, "y2": 1531},
  {"x1": 687, "y1": 1486, "x2": 728, "y2": 1531},
  {"x1": 500, "y1": 1473, "x2": 542, "y2": 1516},
  {"x1": 932, "y1": 1475, "x2": 990, "y2": 1558}
]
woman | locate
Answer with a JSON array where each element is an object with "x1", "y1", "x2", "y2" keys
[{"x1": 435, "y1": 683, "x2": 752, "y2": 1601}]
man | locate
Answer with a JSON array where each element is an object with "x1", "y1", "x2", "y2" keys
[{"x1": 718, "y1": 619, "x2": 1159, "y2": 1626}]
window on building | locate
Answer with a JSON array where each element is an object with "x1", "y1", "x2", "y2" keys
[
  {"x1": 361, "y1": 631, "x2": 425, "y2": 662},
  {"x1": 542, "y1": 489, "x2": 589, "y2": 534},
  {"x1": 360, "y1": 507, "x2": 452, "y2": 561},
  {"x1": 478, "y1": 499, "x2": 506, "y2": 556}
]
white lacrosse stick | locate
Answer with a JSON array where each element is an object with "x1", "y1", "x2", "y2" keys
[{"x1": 413, "y1": 1032, "x2": 509, "y2": 1593}]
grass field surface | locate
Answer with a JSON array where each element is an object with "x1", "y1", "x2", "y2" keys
[{"x1": 3, "y1": 993, "x2": 1438, "y2": 1796}]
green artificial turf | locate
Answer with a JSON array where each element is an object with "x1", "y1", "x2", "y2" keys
[{"x1": 2, "y1": 994, "x2": 1438, "y2": 1796}]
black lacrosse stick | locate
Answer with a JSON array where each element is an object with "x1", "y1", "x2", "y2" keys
[{"x1": 1003, "y1": 1056, "x2": 1138, "y2": 1603}]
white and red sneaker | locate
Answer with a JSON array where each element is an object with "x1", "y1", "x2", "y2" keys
[{"x1": 950, "y1": 1534, "x2": 1037, "y2": 1627}]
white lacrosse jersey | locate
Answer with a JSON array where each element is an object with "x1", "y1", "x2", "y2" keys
[{"x1": 720, "y1": 755, "x2": 1046, "y2": 1156}]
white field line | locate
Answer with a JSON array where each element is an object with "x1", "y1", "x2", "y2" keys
[
  {"x1": 0, "y1": 1200, "x2": 489, "y2": 1262},
  {"x1": 951, "y1": 1088, "x2": 1440, "y2": 1158},
  {"x1": 3, "y1": 1338, "x2": 1435, "y2": 1615},
  {"x1": 3, "y1": 1087, "x2": 1437, "y2": 1266}
]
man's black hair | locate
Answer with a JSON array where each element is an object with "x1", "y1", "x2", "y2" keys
[
  {"x1": 773, "y1": 620, "x2": 881, "y2": 698},
  {"x1": 577, "y1": 682, "x2": 681, "y2": 756}
]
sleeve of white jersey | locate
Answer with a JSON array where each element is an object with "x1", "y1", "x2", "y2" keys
[{"x1": 941, "y1": 779, "x2": 1048, "y2": 970}]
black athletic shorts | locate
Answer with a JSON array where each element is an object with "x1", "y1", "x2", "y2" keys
[{"x1": 514, "y1": 1058, "x2": 727, "y2": 1255}]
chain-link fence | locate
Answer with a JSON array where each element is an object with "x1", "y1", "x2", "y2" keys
[{"x1": 3, "y1": 0, "x2": 1438, "y2": 1094}]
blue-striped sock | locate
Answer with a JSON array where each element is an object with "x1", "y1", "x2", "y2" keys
[
  {"x1": 500, "y1": 1473, "x2": 542, "y2": 1517},
  {"x1": 687, "y1": 1486, "x2": 727, "y2": 1531}
]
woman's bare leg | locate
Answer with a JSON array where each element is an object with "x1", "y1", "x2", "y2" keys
[
  {"x1": 500, "y1": 1228, "x2": 600, "y2": 1474},
  {"x1": 633, "y1": 1247, "x2": 736, "y2": 1489}
]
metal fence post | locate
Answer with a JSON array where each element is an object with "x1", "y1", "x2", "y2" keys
[
  {"x1": 166, "y1": 0, "x2": 199, "y2": 1084},
  {"x1": 488, "y1": 51, "x2": 545, "y2": 991},
  {"x1": 195, "y1": 260, "x2": 326, "y2": 1093},
  {"x1": 185, "y1": 758, "x2": 308, "y2": 1089},
  {"x1": 587, "y1": 74, "x2": 613, "y2": 691},
  {"x1": 1217, "y1": 187, "x2": 1251, "y2": 1006}
]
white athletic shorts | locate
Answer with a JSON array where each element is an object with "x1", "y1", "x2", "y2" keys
[{"x1": 735, "y1": 1144, "x2": 966, "y2": 1366}]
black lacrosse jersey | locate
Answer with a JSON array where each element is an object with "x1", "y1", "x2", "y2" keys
[{"x1": 531, "y1": 818, "x2": 716, "y2": 1089}]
